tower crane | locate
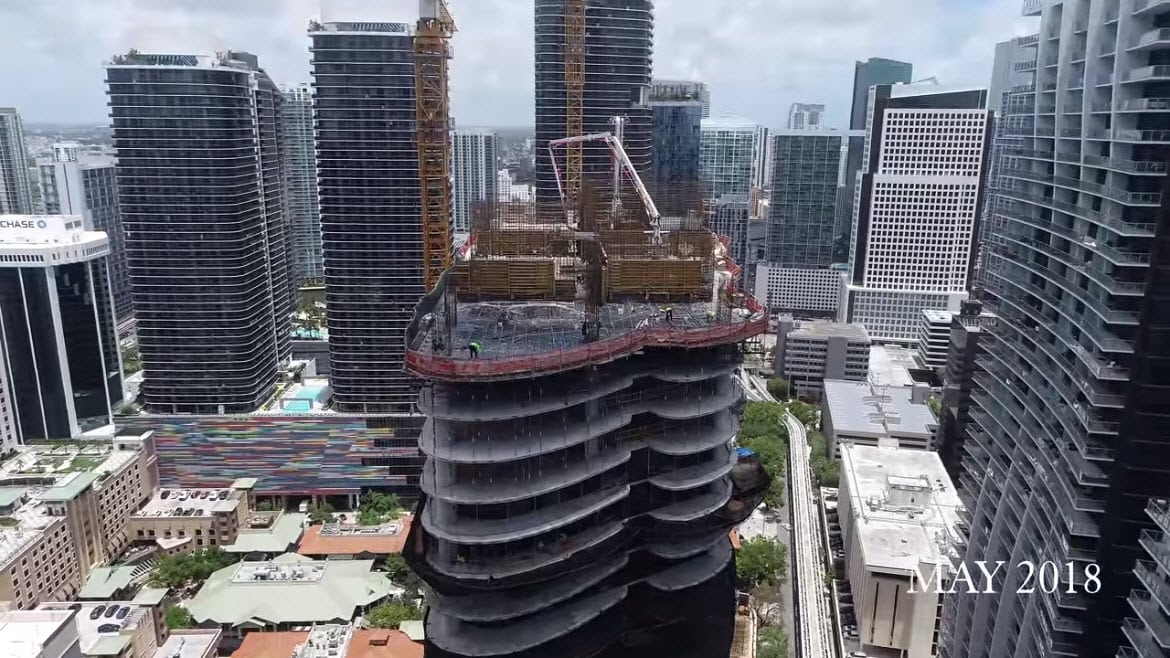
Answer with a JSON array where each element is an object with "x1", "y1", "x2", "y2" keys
[
  {"x1": 415, "y1": 0, "x2": 456, "y2": 291},
  {"x1": 564, "y1": 0, "x2": 586, "y2": 211}
]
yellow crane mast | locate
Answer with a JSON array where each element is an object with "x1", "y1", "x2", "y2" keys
[
  {"x1": 415, "y1": 0, "x2": 456, "y2": 291},
  {"x1": 564, "y1": 0, "x2": 586, "y2": 211}
]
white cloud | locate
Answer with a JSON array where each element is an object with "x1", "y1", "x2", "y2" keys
[{"x1": 0, "y1": 0, "x2": 1035, "y2": 128}]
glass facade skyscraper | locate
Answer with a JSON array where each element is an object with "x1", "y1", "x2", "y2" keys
[
  {"x1": 849, "y1": 58, "x2": 914, "y2": 131},
  {"x1": 105, "y1": 51, "x2": 292, "y2": 415},
  {"x1": 943, "y1": 1, "x2": 1170, "y2": 656},
  {"x1": 767, "y1": 131, "x2": 857, "y2": 267},
  {"x1": 649, "y1": 98, "x2": 702, "y2": 214},
  {"x1": 281, "y1": 83, "x2": 323, "y2": 285}
]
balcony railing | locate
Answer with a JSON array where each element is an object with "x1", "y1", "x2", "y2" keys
[
  {"x1": 1125, "y1": 65, "x2": 1170, "y2": 83},
  {"x1": 1131, "y1": 27, "x2": 1170, "y2": 51},
  {"x1": 1015, "y1": 34, "x2": 1040, "y2": 46},
  {"x1": 1134, "y1": 0, "x2": 1170, "y2": 13},
  {"x1": 1082, "y1": 154, "x2": 1168, "y2": 175},
  {"x1": 1133, "y1": 560, "x2": 1170, "y2": 614},
  {"x1": 1015, "y1": 60, "x2": 1039, "y2": 72},
  {"x1": 1149, "y1": 499, "x2": 1170, "y2": 535},
  {"x1": 1129, "y1": 590, "x2": 1170, "y2": 647},
  {"x1": 1118, "y1": 98, "x2": 1170, "y2": 112},
  {"x1": 1053, "y1": 175, "x2": 1163, "y2": 206},
  {"x1": 1122, "y1": 617, "x2": 1162, "y2": 658},
  {"x1": 1113, "y1": 129, "x2": 1170, "y2": 142},
  {"x1": 997, "y1": 188, "x2": 1156, "y2": 238}
]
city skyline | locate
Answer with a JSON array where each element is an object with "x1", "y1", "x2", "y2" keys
[{"x1": 3, "y1": 0, "x2": 1029, "y2": 130}]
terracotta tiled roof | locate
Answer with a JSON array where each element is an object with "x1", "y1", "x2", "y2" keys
[
  {"x1": 231, "y1": 629, "x2": 422, "y2": 658},
  {"x1": 296, "y1": 516, "x2": 412, "y2": 557}
]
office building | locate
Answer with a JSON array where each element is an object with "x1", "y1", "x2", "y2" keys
[
  {"x1": 699, "y1": 118, "x2": 768, "y2": 198},
  {"x1": 0, "y1": 215, "x2": 122, "y2": 439},
  {"x1": 844, "y1": 59, "x2": 913, "y2": 267},
  {"x1": 0, "y1": 609, "x2": 80, "y2": 658},
  {"x1": 772, "y1": 318, "x2": 870, "y2": 398},
  {"x1": 942, "y1": 2, "x2": 1170, "y2": 657},
  {"x1": 838, "y1": 83, "x2": 991, "y2": 344},
  {"x1": 534, "y1": 1, "x2": 654, "y2": 206},
  {"x1": 787, "y1": 103, "x2": 825, "y2": 130},
  {"x1": 127, "y1": 481, "x2": 254, "y2": 555},
  {"x1": 651, "y1": 79, "x2": 710, "y2": 118},
  {"x1": 309, "y1": 20, "x2": 426, "y2": 414},
  {"x1": 850, "y1": 58, "x2": 914, "y2": 131},
  {"x1": 0, "y1": 435, "x2": 158, "y2": 609},
  {"x1": 836, "y1": 444, "x2": 962, "y2": 658},
  {"x1": 106, "y1": 51, "x2": 292, "y2": 415},
  {"x1": 282, "y1": 83, "x2": 323, "y2": 285},
  {"x1": 918, "y1": 309, "x2": 954, "y2": 371},
  {"x1": 710, "y1": 194, "x2": 753, "y2": 288},
  {"x1": 821, "y1": 380, "x2": 937, "y2": 456},
  {"x1": 452, "y1": 128, "x2": 498, "y2": 233},
  {"x1": 760, "y1": 130, "x2": 863, "y2": 314},
  {"x1": 0, "y1": 108, "x2": 34, "y2": 215},
  {"x1": 648, "y1": 88, "x2": 704, "y2": 214},
  {"x1": 933, "y1": 301, "x2": 996, "y2": 484},
  {"x1": 401, "y1": 201, "x2": 768, "y2": 657},
  {"x1": 38, "y1": 142, "x2": 132, "y2": 323},
  {"x1": 868, "y1": 343, "x2": 925, "y2": 389}
]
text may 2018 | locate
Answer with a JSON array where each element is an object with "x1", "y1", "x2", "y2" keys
[{"x1": 907, "y1": 561, "x2": 1101, "y2": 595}]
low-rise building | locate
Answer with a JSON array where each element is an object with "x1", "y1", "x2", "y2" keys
[
  {"x1": 296, "y1": 517, "x2": 411, "y2": 561},
  {"x1": 917, "y1": 309, "x2": 953, "y2": 372},
  {"x1": 772, "y1": 318, "x2": 869, "y2": 399},
  {"x1": 0, "y1": 608, "x2": 80, "y2": 658},
  {"x1": 867, "y1": 344, "x2": 923, "y2": 389},
  {"x1": 230, "y1": 624, "x2": 422, "y2": 658},
  {"x1": 933, "y1": 302, "x2": 997, "y2": 486},
  {"x1": 186, "y1": 553, "x2": 396, "y2": 646},
  {"x1": 0, "y1": 434, "x2": 158, "y2": 608},
  {"x1": 221, "y1": 513, "x2": 308, "y2": 560},
  {"x1": 821, "y1": 380, "x2": 937, "y2": 456},
  {"x1": 34, "y1": 596, "x2": 219, "y2": 658},
  {"x1": 128, "y1": 482, "x2": 251, "y2": 555},
  {"x1": 837, "y1": 444, "x2": 962, "y2": 658}
]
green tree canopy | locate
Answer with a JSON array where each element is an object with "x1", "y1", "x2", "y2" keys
[
  {"x1": 738, "y1": 402, "x2": 789, "y2": 509},
  {"x1": 163, "y1": 604, "x2": 194, "y2": 629},
  {"x1": 788, "y1": 400, "x2": 816, "y2": 427},
  {"x1": 359, "y1": 492, "x2": 403, "y2": 526},
  {"x1": 366, "y1": 600, "x2": 423, "y2": 630},
  {"x1": 765, "y1": 377, "x2": 789, "y2": 400},
  {"x1": 757, "y1": 625, "x2": 788, "y2": 658},
  {"x1": 383, "y1": 553, "x2": 422, "y2": 595},
  {"x1": 148, "y1": 548, "x2": 238, "y2": 590},
  {"x1": 308, "y1": 501, "x2": 336, "y2": 525},
  {"x1": 736, "y1": 536, "x2": 788, "y2": 589}
]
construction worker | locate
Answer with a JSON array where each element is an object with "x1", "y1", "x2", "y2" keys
[
  {"x1": 664, "y1": 306, "x2": 674, "y2": 323},
  {"x1": 468, "y1": 342, "x2": 482, "y2": 359}
]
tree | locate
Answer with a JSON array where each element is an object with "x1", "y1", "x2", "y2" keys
[
  {"x1": 765, "y1": 377, "x2": 789, "y2": 401},
  {"x1": 359, "y1": 491, "x2": 403, "y2": 526},
  {"x1": 738, "y1": 401, "x2": 789, "y2": 509},
  {"x1": 308, "y1": 501, "x2": 336, "y2": 525},
  {"x1": 757, "y1": 625, "x2": 788, "y2": 658},
  {"x1": 788, "y1": 400, "x2": 816, "y2": 427},
  {"x1": 736, "y1": 536, "x2": 788, "y2": 590},
  {"x1": 383, "y1": 554, "x2": 422, "y2": 595},
  {"x1": 366, "y1": 600, "x2": 423, "y2": 630},
  {"x1": 148, "y1": 547, "x2": 239, "y2": 590},
  {"x1": 928, "y1": 396, "x2": 942, "y2": 418},
  {"x1": 750, "y1": 581, "x2": 784, "y2": 625},
  {"x1": 163, "y1": 604, "x2": 194, "y2": 629}
]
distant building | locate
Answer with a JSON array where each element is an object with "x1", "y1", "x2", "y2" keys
[
  {"x1": 710, "y1": 195, "x2": 752, "y2": 288},
  {"x1": 821, "y1": 380, "x2": 937, "y2": 456},
  {"x1": 849, "y1": 58, "x2": 913, "y2": 131},
  {"x1": 760, "y1": 130, "x2": 863, "y2": 315},
  {"x1": 17, "y1": 601, "x2": 220, "y2": 658},
  {"x1": 452, "y1": 129, "x2": 499, "y2": 233},
  {"x1": 839, "y1": 83, "x2": 990, "y2": 344},
  {"x1": 651, "y1": 79, "x2": 710, "y2": 118},
  {"x1": 867, "y1": 344, "x2": 923, "y2": 389},
  {"x1": 38, "y1": 142, "x2": 132, "y2": 323},
  {"x1": 0, "y1": 108, "x2": 34, "y2": 215},
  {"x1": 128, "y1": 479, "x2": 258, "y2": 556},
  {"x1": 700, "y1": 119, "x2": 768, "y2": 198},
  {"x1": 786, "y1": 103, "x2": 825, "y2": 129},
  {"x1": 230, "y1": 624, "x2": 421, "y2": 658},
  {"x1": 281, "y1": 83, "x2": 323, "y2": 285},
  {"x1": 917, "y1": 310, "x2": 954, "y2": 371},
  {"x1": 0, "y1": 215, "x2": 122, "y2": 440},
  {"x1": 772, "y1": 318, "x2": 870, "y2": 399},
  {"x1": 835, "y1": 443, "x2": 961, "y2": 658},
  {"x1": 296, "y1": 516, "x2": 411, "y2": 561},
  {"x1": 106, "y1": 51, "x2": 293, "y2": 415},
  {"x1": 648, "y1": 90, "x2": 703, "y2": 215},
  {"x1": 933, "y1": 301, "x2": 996, "y2": 485},
  {"x1": 0, "y1": 609, "x2": 80, "y2": 658}
]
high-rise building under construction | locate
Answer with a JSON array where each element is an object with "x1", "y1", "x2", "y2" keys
[
  {"x1": 403, "y1": 184, "x2": 769, "y2": 656},
  {"x1": 533, "y1": 0, "x2": 654, "y2": 207}
]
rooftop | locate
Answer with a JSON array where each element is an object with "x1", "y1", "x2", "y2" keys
[
  {"x1": 297, "y1": 517, "x2": 411, "y2": 557},
  {"x1": 79, "y1": 565, "x2": 141, "y2": 599},
  {"x1": 867, "y1": 344, "x2": 921, "y2": 388},
  {"x1": 133, "y1": 487, "x2": 242, "y2": 518},
  {"x1": 222, "y1": 513, "x2": 308, "y2": 555},
  {"x1": 0, "y1": 609, "x2": 76, "y2": 658},
  {"x1": 823, "y1": 380, "x2": 937, "y2": 439},
  {"x1": 921, "y1": 309, "x2": 954, "y2": 325},
  {"x1": 187, "y1": 554, "x2": 397, "y2": 627},
  {"x1": 838, "y1": 444, "x2": 963, "y2": 574},
  {"x1": 784, "y1": 319, "x2": 870, "y2": 341},
  {"x1": 39, "y1": 600, "x2": 149, "y2": 657},
  {"x1": 230, "y1": 625, "x2": 422, "y2": 658},
  {"x1": 153, "y1": 630, "x2": 222, "y2": 658}
]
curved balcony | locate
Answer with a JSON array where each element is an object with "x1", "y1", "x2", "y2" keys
[
  {"x1": 1124, "y1": 65, "x2": 1170, "y2": 84},
  {"x1": 421, "y1": 484, "x2": 630, "y2": 544},
  {"x1": 998, "y1": 188, "x2": 1156, "y2": 237},
  {"x1": 650, "y1": 479, "x2": 733, "y2": 522},
  {"x1": 426, "y1": 586, "x2": 627, "y2": 658},
  {"x1": 650, "y1": 443, "x2": 736, "y2": 490},
  {"x1": 645, "y1": 540, "x2": 733, "y2": 592},
  {"x1": 417, "y1": 352, "x2": 738, "y2": 421},
  {"x1": 645, "y1": 528, "x2": 730, "y2": 560},
  {"x1": 422, "y1": 397, "x2": 738, "y2": 463}
]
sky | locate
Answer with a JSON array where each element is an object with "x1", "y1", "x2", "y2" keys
[{"x1": 0, "y1": 0, "x2": 1036, "y2": 130}]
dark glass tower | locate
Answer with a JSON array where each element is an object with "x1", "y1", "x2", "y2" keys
[
  {"x1": 0, "y1": 217, "x2": 122, "y2": 440},
  {"x1": 648, "y1": 98, "x2": 702, "y2": 216},
  {"x1": 105, "y1": 51, "x2": 292, "y2": 415},
  {"x1": 308, "y1": 21, "x2": 425, "y2": 414},
  {"x1": 767, "y1": 131, "x2": 858, "y2": 267},
  {"x1": 534, "y1": 0, "x2": 653, "y2": 207}
]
